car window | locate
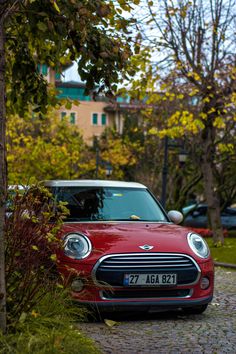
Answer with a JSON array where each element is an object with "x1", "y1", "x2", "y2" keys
[
  {"x1": 51, "y1": 186, "x2": 167, "y2": 222},
  {"x1": 221, "y1": 208, "x2": 236, "y2": 216},
  {"x1": 192, "y1": 206, "x2": 207, "y2": 216}
]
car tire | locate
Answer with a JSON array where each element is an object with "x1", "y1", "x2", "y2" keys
[{"x1": 182, "y1": 304, "x2": 208, "y2": 314}]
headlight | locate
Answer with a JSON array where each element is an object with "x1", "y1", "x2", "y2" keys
[
  {"x1": 64, "y1": 233, "x2": 92, "y2": 259},
  {"x1": 187, "y1": 233, "x2": 210, "y2": 259}
]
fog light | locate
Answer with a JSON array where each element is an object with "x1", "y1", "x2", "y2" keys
[
  {"x1": 200, "y1": 276, "x2": 210, "y2": 289},
  {"x1": 71, "y1": 278, "x2": 84, "y2": 292}
]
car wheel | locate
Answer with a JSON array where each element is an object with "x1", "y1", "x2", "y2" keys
[{"x1": 182, "y1": 304, "x2": 208, "y2": 315}]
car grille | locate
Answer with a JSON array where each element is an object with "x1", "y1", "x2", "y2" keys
[
  {"x1": 93, "y1": 253, "x2": 200, "y2": 287},
  {"x1": 98, "y1": 254, "x2": 195, "y2": 269}
]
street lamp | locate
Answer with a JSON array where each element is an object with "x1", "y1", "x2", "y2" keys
[
  {"x1": 105, "y1": 162, "x2": 113, "y2": 178},
  {"x1": 178, "y1": 150, "x2": 188, "y2": 165},
  {"x1": 161, "y1": 136, "x2": 169, "y2": 208},
  {"x1": 161, "y1": 137, "x2": 187, "y2": 208},
  {"x1": 93, "y1": 138, "x2": 112, "y2": 179},
  {"x1": 94, "y1": 136, "x2": 99, "y2": 179}
]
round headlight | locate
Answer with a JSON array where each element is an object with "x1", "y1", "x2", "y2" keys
[
  {"x1": 187, "y1": 233, "x2": 210, "y2": 259},
  {"x1": 64, "y1": 233, "x2": 92, "y2": 259}
]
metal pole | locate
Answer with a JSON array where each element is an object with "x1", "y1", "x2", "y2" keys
[
  {"x1": 161, "y1": 136, "x2": 168, "y2": 208},
  {"x1": 95, "y1": 146, "x2": 99, "y2": 179}
]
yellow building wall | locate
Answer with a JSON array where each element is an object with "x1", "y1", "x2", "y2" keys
[{"x1": 57, "y1": 101, "x2": 114, "y2": 145}]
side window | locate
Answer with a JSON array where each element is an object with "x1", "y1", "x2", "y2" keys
[
  {"x1": 61, "y1": 112, "x2": 67, "y2": 120},
  {"x1": 92, "y1": 113, "x2": 98, "y2": 125},
  {"x1": 198, "y1": 207, "x2": 207, "y2": 215},
  {"x1": 70, "y1": 112, "x2": 76, "y2": 124},
  {"x1": 41, "y1": 64, "x2": 48, "y2": 76},
  {"x1": 101, "y1": 113, "x2": 107, "y2": 126}
]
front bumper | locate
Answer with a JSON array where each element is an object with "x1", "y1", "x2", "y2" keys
[
  {"x1": 59, "y1": 252, "x2": 214, "y2": 312},
  {"x1": 76, "y1": 295, "x2": 213, "y2": 313}
]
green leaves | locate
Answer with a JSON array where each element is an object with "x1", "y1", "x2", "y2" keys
[
  {"x1": 4, "y1": 0, "x2": 139, "y2": 115},
  {"x1": 37, "y1": 22, "x2": 48, "y2": 32}
]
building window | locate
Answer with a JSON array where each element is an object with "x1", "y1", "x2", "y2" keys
[
  {"x1": 70, "y1": 112, "x2": 76, "y2": 124},
  {"x1": 41, "y1": 64, "x2": 48, "y2": 76},
  {"x1": 92, "y1": 113, "x2": 98, "y2": 125},
  {"x1": 61, "y1": 112, "x2": 67, "y2": 120},
  {"x1": 55, "y1": 72, "x2": 61, "y2": 81},
  {"x1": 101, "y1": 113, "x2": 107, "y2": 126}
]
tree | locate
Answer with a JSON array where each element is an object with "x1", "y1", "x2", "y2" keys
[
  {"x1": 7, "y1": 112, "x2": 93, "y2": 183},
  {"x1": 0, "y1": 0, "x2": 140, "y2": 332},
  {"x1": 127, "y1": 0, "x2": 236, "y2": 245},
  {"x1": 98, "y1": 128, "x2": 138, "y2": 180}
]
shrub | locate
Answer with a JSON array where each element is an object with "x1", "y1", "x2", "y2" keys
[
  {"x1": 189, "y1": 227, "x2": 228, "y2": 238},
  {"x1": 5, "y1": 185, "x2": 67, "y2": 327}
]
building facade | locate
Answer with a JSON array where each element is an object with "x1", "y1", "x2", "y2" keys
[{"x1": 39, "y1": 64, "x2": 131, "y2": 144}]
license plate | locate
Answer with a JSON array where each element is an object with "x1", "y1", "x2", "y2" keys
[{"x1": 124, "y1": 273, "x2": 177, "y2": 286}]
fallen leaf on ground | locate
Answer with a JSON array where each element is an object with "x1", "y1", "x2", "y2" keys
[{"x1": 104, "y1": 319, "x2": 119, "y2": 327}]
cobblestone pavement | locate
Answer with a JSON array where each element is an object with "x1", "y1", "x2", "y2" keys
[{"x1": 78, "y1": 268, "x2": 236, "y2": 354}]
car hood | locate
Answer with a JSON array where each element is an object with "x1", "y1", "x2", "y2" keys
[{"x1": 60, "y1": 222, "x2": 193, "y2": 261}]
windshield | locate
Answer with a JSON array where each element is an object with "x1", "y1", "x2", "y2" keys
[{"x1": 51, "y1": 186, "x2": 167, "y2": 222}]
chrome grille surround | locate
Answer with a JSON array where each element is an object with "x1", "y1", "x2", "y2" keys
[{"x1": 92, "y1": 253, "x2": 201, "y2": 287}]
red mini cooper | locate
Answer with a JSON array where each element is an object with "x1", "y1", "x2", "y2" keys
[{"x1": 45, "y1": 180, "x2": 214, "y2": 315}]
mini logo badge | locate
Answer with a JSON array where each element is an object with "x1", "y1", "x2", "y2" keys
[{"x1": 139, "y1": 245, "x2": 154, "y2": 250}]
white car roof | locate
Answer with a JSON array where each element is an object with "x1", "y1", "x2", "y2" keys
[{"x1": 43, "y1": 180, "x2": 147, "y2": 189}]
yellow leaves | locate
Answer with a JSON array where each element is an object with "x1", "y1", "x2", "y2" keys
[
  {"x1": 50, "y1": 254, "x2": 57, "y2": 262},
  {"x1": 31, "y1": 310, "x2": 40, "y2": 318},
  {"x1": 195, "y1": 119, "x2": 205, "y2": 130},
  {"x1": 148, "y1": 127, "x2": 158, "y2": 135},
  {"x1": 158, "y1": 129, "x2": 168, "y2": 139},
  {"x1": 207, "y1": 107, "x2": 216, "y2": 115},
  {"x1": 160, "y1": 83, "x2": 169, "y2": 91},
  {"x1": 189, "y1": 88, "x2": 199, "y2": 97},
  {"x1": 46, "y1": 232, "x2": 56, "y2": 242},
  {"x1": 203, "y1": 97, "x2": 210, "y2": 103},
  {"x1": 213, "y1": 117, "x2": 226, "y2": 129},
  {"x1": 231, "y1": 92, "x2": 236, "y2": 104},
  {"x1": 199, "y1": 112, "x2": 208, "y2": 120},
  {"x1": 50, "y1": 0, "x2": 60, "y2": 13},
  {"x1": 218, "y1": 143, "x2": 234, "y2": 153},
  {"x1": 187, "y1": 71, "x2": 201, "y2": 81},
  {"x1": 165, "y1": 92, "x2": 176, "y2": 101},
  {"x1": 156, "y1": 109, "x2": 208, "y2": 139},
  {"x1": 104, "y1": 319, "x2": 119, "y2": 327},
  {"x1": 32, "y1": 245, "x2": 39, "y2": 251}
]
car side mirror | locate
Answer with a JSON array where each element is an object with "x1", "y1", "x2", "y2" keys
[{"x1": 167, "y1": 210, "x2": 183, "y2": 225}]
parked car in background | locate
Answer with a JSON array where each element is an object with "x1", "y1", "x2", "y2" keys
[
  {"x1": 182, "y1": 204, "x2": 236, "y2": 230},
  {"x1": 44, "y1": 180, "x2": 214, "y2": 315},
  {"x1": 6, "y1": 185, "x2": 28, "y2": 216}
]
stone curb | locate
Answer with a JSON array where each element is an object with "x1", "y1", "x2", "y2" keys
[{"x1": 214, "y1": 261, "x2": 236, "y2": 269}]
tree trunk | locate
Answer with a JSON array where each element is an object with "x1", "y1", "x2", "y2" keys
[
  {"x1": 201, "y1": 127, "x2": 224, "y2": 246},
  {"x1": 0, "y1": 16, "x2": 7, "y2": 333}
]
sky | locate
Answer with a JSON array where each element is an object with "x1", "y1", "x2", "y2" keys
[{"x1": 62, "y1": 64, "x2": 81, "y2": 82}]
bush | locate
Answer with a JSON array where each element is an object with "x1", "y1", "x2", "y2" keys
[
  {"x1": 189, "y1": 227, "x2": 228, "y2": 238},
  {"x1": 5, "y1": 185, "x2": 67, "y2": 327}
]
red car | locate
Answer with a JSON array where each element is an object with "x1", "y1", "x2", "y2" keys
[{"x1": 45, "y1": 180, "x2": 214, "y2": 315}]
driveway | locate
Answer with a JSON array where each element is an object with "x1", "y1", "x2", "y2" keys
[{"x1": 79, "y1": 268, "x2": 236, "y2": 353}]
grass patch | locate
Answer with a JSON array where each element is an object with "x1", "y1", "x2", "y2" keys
[
  {"x1": 0, "y1": 290, "x2": 101, "y2": 354},
  {"x1": 205, "y1": 237, "x2": 236, "y2": 264}
]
